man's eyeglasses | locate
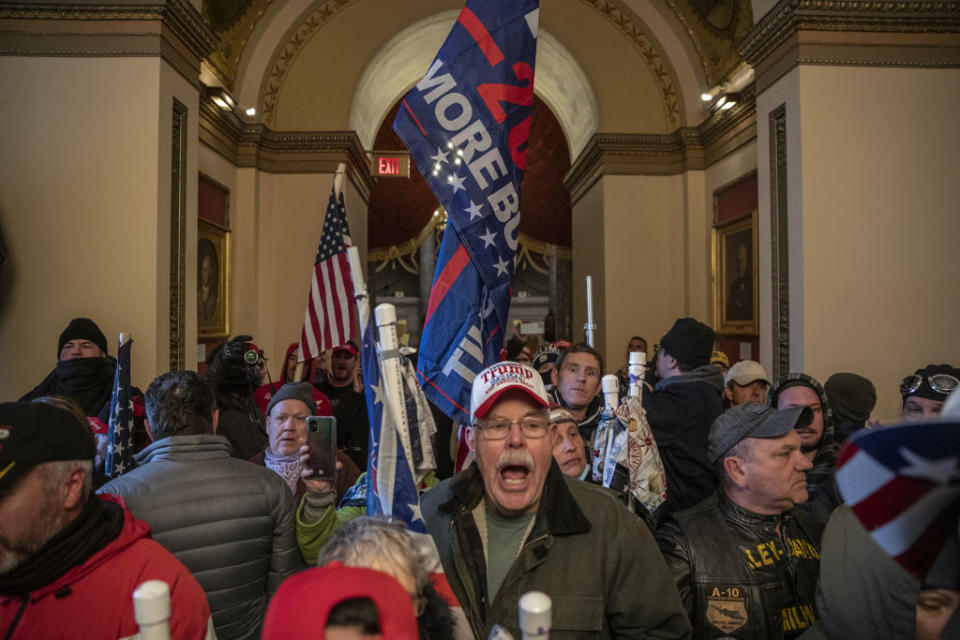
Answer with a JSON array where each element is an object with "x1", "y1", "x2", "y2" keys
[
  {"x1": 474, "y1": 417, "x2": 549, "y2": 440},
  {"x1": 900, "y1": 374, "x2": 959, "y2": 396}
]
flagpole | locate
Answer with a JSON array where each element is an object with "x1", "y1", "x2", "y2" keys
[
  {"x1": 584, "y1": 275, "x2": 596, "y2": 347},
  {"x1": 333, "y1": 162, "x2": 345, "y2": 199},
  {"x1": 374, "y1": 303, "x2": 416, "y2": 470},
  {"x1": 347, "y1": 245, "x2": 411, "y2": 461}
]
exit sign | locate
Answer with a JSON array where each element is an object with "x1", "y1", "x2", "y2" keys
[{"x1": 371, "y1": 153, "x2": 410, "y2": 178}]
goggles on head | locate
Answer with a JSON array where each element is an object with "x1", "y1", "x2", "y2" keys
[{"x1": 900, "y1": 373, "x2": 959, "y2": 397}]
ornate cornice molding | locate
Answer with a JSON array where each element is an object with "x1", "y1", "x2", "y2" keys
[
  {"x1": 199, "y1": 95, "x2": 375, "y2": 202},
  {"x1": 0, "y1": 0, "x2": 218, "y2": 86},
  {"x1": 564, "y1": 85, "x2": 757, "y2": 204},
  {"x1": 739, "y1": 0, "x2": 960, "y2": 92}
]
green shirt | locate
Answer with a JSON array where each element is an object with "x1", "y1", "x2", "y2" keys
[{"x1": 484, "y1": 508, "x2": 534, "y2": 601}]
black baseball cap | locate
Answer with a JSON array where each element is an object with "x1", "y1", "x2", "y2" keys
[
  {"x1": 708, "y1": 402, "x2": 813, "y2": 463},
  {"x1": 0, "y1": 402, "x2": 95, "y2": 493}
]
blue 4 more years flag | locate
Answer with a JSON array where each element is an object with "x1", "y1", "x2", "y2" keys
[{"x1": 393, "y1": 0, "x2": 540, "y2": 424}]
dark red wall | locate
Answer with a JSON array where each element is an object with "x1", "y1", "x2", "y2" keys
[{"x1": 368, "y1": 95, "x2": 572, "y2": 249}]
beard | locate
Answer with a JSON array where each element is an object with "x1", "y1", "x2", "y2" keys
[
  {"x1": 0, "y1": 489, "x2": 69, "y2": 575},
  {"x1": 798, "y1": 430, "x2": 822, "y2": 454}
]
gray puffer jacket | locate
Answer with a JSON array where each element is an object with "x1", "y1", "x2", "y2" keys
[{"x1": 99, "y1": 434, "x2": 303, "y2": 640}]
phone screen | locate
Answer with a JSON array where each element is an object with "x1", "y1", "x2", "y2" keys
[{"x1": 305, "y1": 416, "x2": 337, "y2": 482}]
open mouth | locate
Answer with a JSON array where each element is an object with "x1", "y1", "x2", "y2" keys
[{"x1": 499, "y1": 464, "x2": 531, "y2": 487}]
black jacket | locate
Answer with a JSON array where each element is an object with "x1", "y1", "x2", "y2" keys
[
  {"x1": 99, "y1": 434, "x2": 303, "y2": 639},
  {"x1": 21, "y1": 356, "x2": 149, "y2": 453},
  {"x1": 216, "y1": 392, "x2": 269, "y2": 460},
  {"x1": 316, "y1": 381, "x2": 369, "y2": 471},
  {"x1": 643, "y1": 365, "x2": 724, "y2": 515},
  {"x1": 422, "y1": 461, "x2": 691, "y2": 639},
  {"x1": 656, "y1": 491, "x2": 824, "y2": 639}
]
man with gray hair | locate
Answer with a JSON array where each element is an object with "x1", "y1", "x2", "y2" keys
[
  {"x1": 657, "y1": 402, "x2": 823, "y2": 639},
  {"x1": 0, "y1": 401, "x2": 212, "y2": 638},
  {"x1": 318, "y1": 517, "x2": 461, "y2": 639},
  {"x1": 99, "y1": 370, "x2": 302, "y2": 639},
  {"x1": 422, "y1": 361, "x2": 690, "y2": 638}
]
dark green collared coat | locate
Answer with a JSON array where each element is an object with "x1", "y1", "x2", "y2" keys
[{"x1": 421, "y1": 461, "x2": 692, "y2": 639}]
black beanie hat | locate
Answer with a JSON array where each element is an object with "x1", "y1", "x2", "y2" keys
[
  {"x1": 58, "y1": 317, "x2": 108, "y2": 358},
  {"x1": 660, "y1": 318, "x2": 714, "y2": 369},
  {"x1": 825, "y1": 372, "x2": 877, "y2": 423}
]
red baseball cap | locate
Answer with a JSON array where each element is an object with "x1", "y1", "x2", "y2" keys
[{"x1": 262, "y1": 563, "x2": 418, "y2": 639}]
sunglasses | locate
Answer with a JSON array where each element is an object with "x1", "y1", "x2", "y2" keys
[{"x1": 900, "y1": 373, "x2": 959, "y2": 396}]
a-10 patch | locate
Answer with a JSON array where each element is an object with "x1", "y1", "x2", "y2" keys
[{"x1": 705, "y1": 584, "x2": 748, "y2": 634}]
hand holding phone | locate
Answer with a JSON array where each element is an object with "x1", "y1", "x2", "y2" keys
[{"x1": 305, "y1": 416, "x2": 337, "y2": 482}]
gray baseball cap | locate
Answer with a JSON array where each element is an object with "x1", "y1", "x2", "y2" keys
[{"x1": 708, "y1": 402, "x2": 813, "y2": 463}]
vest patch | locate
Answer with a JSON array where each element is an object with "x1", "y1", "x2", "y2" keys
[{"x1": 706, "y1": 584, "x2": 748, "y2": 634}]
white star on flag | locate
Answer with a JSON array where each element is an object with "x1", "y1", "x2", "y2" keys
[
  {"x1": 494, "y1": 256, "x2": 510, "y2": 277},
  {"x1": 431, "y1": 147, "x2": 449, "y2": 165},
  {"x1": 479, "y1": 227, "x2": 497, "y2": 248},
  {"x1": 372, "y1": 377, "x2": 387, "y2": 408},
  {"x1": 447, "y1": 173, "x2": 465, "y2": 193},
  {"x1": 465, "y1": 200, "x2": 483, "y2": 220},
  {"x1": 408, "y1": 501, "x2": 424, "y2": 523},
  {"x1": 899, "y1": 448, "x2": 959, "y2": 485}
]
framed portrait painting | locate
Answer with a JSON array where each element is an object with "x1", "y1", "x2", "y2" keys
[
  {"x1": 714, "y1": 211, "x2": 758, "y2": 334},
  {"x1": 198, "y1": 219, "x2": 229, "y2": 338}
]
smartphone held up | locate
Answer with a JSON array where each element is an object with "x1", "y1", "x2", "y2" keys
[{"x1": 305, "y1": 416, "x2": 337, "y2": 482}]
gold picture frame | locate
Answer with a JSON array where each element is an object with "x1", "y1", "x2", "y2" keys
[
  {"x1": 198, "y1": 219, "x2": 229, "y2": 338},
  {"x1": 713, "y1": 211, "x2": 758, "y2": 334}
]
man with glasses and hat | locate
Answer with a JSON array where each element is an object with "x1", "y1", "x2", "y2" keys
[
  {"x1": 900, "y1": 364, "x2": 960, "y2": 421},
  {"x1": 656, "y1": 402, "x2": 824, "y2": 639},
  {"x1": 421, "y1": 361, "x2": 690, "y2": 640}
]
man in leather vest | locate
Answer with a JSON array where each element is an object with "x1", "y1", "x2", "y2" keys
[{"x1": 656, "y1": 402, "x2": 824, "y2": 639}]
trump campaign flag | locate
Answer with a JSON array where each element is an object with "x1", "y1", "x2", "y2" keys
[
  {"x1": 394, "y1": 0, "x2": 539, "y2": 424},
  {"x1": 835, "y1": 420, "x2": 960, "y2": 579}
]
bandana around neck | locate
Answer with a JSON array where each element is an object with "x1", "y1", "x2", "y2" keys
[{"x1": 264, "y1": 449, "x2": 302, "y2": 496}]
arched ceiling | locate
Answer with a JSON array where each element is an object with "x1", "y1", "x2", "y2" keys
[
  {"x1": 204, "y1": 0, "x2": 753, "y2": 140},
  {"x1": 348, "y1": 11, "x2": 598, "y2": 161},
  {"x1": 263, "y1": 0, "x2": 673, "y2": 136}
]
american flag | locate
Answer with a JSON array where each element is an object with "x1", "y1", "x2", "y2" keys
[
  {"x1": 298, "y1": 182, "x2": 357, "y2": 362},
  {"x1": 835, "y1": 420, "x2": 960, "y2": 578},
  {"x1": 105, "y1": 335, "x2": 134, "y2": 477},
  {"x1": 362, "y1": 312, "x2": 427, "y2": 532}
]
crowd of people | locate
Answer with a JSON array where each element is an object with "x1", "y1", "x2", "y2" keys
[{"x1": 1, "y1": 316, "x2": 958, "y2": 639}]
